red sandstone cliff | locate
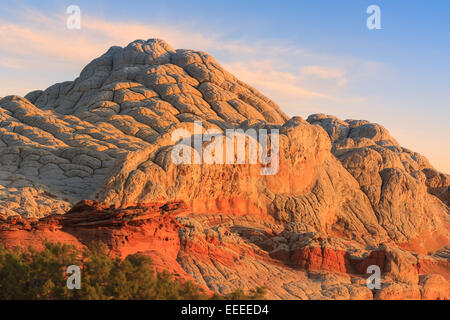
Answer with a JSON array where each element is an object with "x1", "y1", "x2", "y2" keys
[
  {"x1": 0, "y1": 39, "x2": 448, "y2": 299},
  {"x1": 0, "y1": 200, "x2": 448, "y2": 299}
]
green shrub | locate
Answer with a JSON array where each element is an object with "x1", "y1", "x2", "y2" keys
[{"x1": 0, "y1": 242, "x2": 266, "y2": 300}]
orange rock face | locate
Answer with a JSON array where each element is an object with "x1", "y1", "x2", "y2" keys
[
  {"x1": 0, "y1": 38, "x2": 448, "y2": 300},
  {"x1": 0, "y1": 200, "x2": 196, "y2": 284},
  {"x1": 1, "y1": 200, "x2": 448, "y2": 300}
]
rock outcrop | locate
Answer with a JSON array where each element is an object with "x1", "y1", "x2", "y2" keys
[
  {"x1": 307, "y1": 114, "x2": 449, "y2": 254},
  {"x1": 0, "y1": 200, "x2": 448, "y2": 299},
  {"x1": 0, "y1": 39, "x2": 448, "y2": 299}
]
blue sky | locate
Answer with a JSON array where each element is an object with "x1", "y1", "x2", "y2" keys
[{"x1": 1, "y1": 0, "x2": 449, "y2": 172}]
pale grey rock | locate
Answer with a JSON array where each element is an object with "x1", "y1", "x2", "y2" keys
[{"x1": 0, "y1": 40, "x2": 447, "y2": 300}]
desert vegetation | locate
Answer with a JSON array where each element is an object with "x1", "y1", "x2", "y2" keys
[{"x1": 0, "y1": 242, "x2": 266, "y2": 300}]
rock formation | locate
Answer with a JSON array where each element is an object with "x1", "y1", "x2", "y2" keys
[{"x1": 0, "y1": 39, "x2": 448, "y2": 299}]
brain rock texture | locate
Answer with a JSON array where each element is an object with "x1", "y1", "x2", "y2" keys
[{"x1": 0, "y1": 39, "x2": 448, "y2": 299}]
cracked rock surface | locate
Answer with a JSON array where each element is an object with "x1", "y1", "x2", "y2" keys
[{"x1": 0, "y1": 39, "x2": 448, "y2": 299}]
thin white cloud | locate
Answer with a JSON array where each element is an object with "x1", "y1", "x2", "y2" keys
[
  {"x1": 300, "y1": 66, "x2": 348, "y2": 86},
  {"x1": 0, "y1": 6, "x2": 448, "y2": 174},
  {"x1": 0, "y1": 7, "x2": 380, "y2": 105},
  {"x1": 224, "y1": 60, "x2": 328, "y2": 99}
]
